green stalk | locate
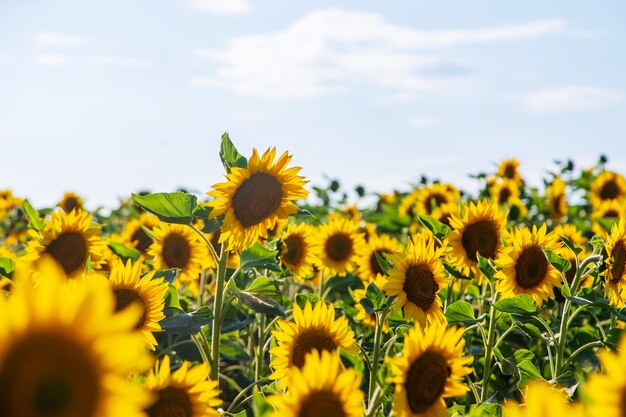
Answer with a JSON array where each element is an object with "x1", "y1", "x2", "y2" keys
[
  {"x1": 210, "y1": 245, "x2": 229, "y2": 384},
  {"x1": 368, "y1": 307, "x2": 389, "y2": 406},
  {"x1": 481, "y1": 300, "x2": 498, "y2": 402},
  {"x1": 255, "y1": 314, "x2": 266, "y2": 381}
]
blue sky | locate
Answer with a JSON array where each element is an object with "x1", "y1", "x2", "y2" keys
[{"x1": 1, "y1": 0, "x2": 625, "y2": 209}]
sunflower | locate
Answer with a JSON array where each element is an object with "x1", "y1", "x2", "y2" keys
[
  {"x1": 268, "y1": 350, "x2": 364, "y2": 417},
  {"x1": 353, "y1": 275, "x2": 390, "y2": 332},
  {"x1": 23, "y1": 209, "x2": 107, "y2": 278},
  {"x1": 384, "y1": 235, "x2": 448, "y2": 326},
  {"x1": 207, "y1": 147, "x2": 308, "y2": 251},
  {"x1": 497, "y1": 158, "x2": 522, "y2": 183},
  {"x1": 119, "y1": 212, "x2": 160, "y2": 255},
  {"x1": 415, "y1": 183, "x2": 460, "y2": 217},
  {"x1": 269, "y1": 300, "x2": 357, "y2": 386},
  {"x1": 0, "y1": 189, "x2": 22, "y2": 218},
  {"x1": 148, "y1": 223, "x2": 208, "y2": 293},
  {"x1": 490, "y1": 179, "x2": 520, "y2": 206},
  {"x1": 591, "y1": 200, "x2": 625, "y2": 238},
  {"x1": 399, "y1": 189, "x2": 421, "y2": 218},
  {"x1": 589, "y1": 170, "x2": 626, "y2": 208},
  {"x1": 553, "y1": 224, "x2": 586, "y2": 248},
  {"x1": 503, "y1": 381, "x2": 585, "y2": 417},
  {"x1": 602, "y1": 219, "x2": 626, "y2": 307},
  {"x1": 505, "y1": 198, "x2": 528, "y2": 223},
  {"x1": 58, "y1": 191, "x2": 85, "y2": 213},
  {"x1": 388, "y1": 322, "x2": 472, "y2": 417},
  {"x1": 585, "y1": 335, "x2": 626, "y2": 417},
  {"x1": 107, "y1": 259, "x2": 168, "y2": 350},
  {"x1": 314, "y1": 218, "x2": 366, "y2": 277},
  {"x1": 280, "y1": 223, "x2": 319, "y2": 281},
  {"x1": 356, "y1": 232, "x2": 402, "y2": 283},
  {"x1": 144, "y1": 355, "x2": 221, "y2": 417},
  {"x1": 0, "y1": 260, "x2": 151, "y2": 417},
  {"x1": 546, "y1": 177, "x2": 568, "y2": 220},
  {"x1": 495, "y1": 224, "x2": 561, "y2": 306},
  {"x1": 448, "y1": 200, "x2": 507, "y2": 276}
]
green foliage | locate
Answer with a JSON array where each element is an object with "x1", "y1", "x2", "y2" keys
[{"x1": 131, "y1": 192, "x2": 197, "y2": 224}]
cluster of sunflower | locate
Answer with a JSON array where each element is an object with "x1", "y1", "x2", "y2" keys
[{"x1": 2, "y1": 135, "x2": 626, "y2": 417}]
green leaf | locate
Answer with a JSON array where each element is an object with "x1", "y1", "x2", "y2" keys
[
  {"x1": 559, "y1": 235, "x2": 583, "y2": 256},
  {"x1": 107, "y1": 242, "x2": 140, "y2": 263},
  {"x1": 365, "y1": 282, "x2": 386, "y2": 310},
  {"x1": 151, "y1": 268, "x2": 180, "y2": 284},
  {"x1": 221, "y1": 339, "x2": 251, "y2": 362},
  {"x1": 417, "y1": 214, "x2": 451, "y2": 239},
  {"x1": 245, "y1": 276, "x2": 282, "y2": 303},
  {"x1": 240, "y1": 243, "x2": 280, "y2": 271},
  {"x1": 202, "y1": 216, "x2": 224, "y2": 234},
  {"x1": 445, "y1": 300, "x2": 475, "y2": 323},
  {"x1": 543, "y1": 248, "x2": 571, "y2": 274},
  {"x1": 160, "y1": 306, "x2": 214, "y2": 335},
  {"x1": 164, "y1": 284, "x2": 181, "y2": 309},
  {"x1": 0, "y1": 257, "x2": 15, "y2": 277},
  {"x1": 192, "y1": 203, "x2": 212, "y2": 219},
  {"x1": 22, "y1": 199, "x2": 45, "y2": 231},
  {"x1": 443, "y1": 261, "x2": 471, "y2": 280},
  {"x1": 219, "y1": 132, "x2": 247, "y2": 172},
  {"x1": 231, "y1": 290, "x2": 285, "y2": 317},
  {"x1": 296, "y1": 208, "x2": 314, "y2": 217},
  {"x1": 295, "y1": 293, "x2": 320, "y2": 309},
  {"x1": 493, "y1": 294, "x2": 537, "y2": 314},
  {"x1": 359, "y1": 298, "x2": 376, "y2": 315},
  {"x1": 374, "y1": 252, "x2": 392, "y2": 276},
  {"x1": 466, "y1": 403, "x2": 501, "y2": 417},
  {"x1": 516, "y1": 359, "x2": 544, "y2": 389},
  {"x1": 476, "y1": 252, "x2": 497, "y2": 281},
  {"x1": 131, "y1": 192, "x2": 197, "y2": 224}
]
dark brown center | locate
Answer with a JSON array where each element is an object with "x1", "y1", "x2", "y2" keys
[
  {"x1": 600, "y1": 180, "x2": 620, "y2": 200},
  {"x1": 162, "y1": 233, "x2": 191, "y2": 269},
  {"x1": 425, "y1": 193, "x2": 447, "y2": 215},
  {"x1": 405, "y1": 351, "x2": 449, "y2": 414},
  {"x1": 113, "y1": 288, "x2": 148, "y2": 330},
  {"x1": 605, "y1": 210, "x2": 620, "y2": 218},
  {"x1": 498, "y1": 187, "x2": 512, "y2": 204},
  {"x1": 131, "y1": 227, "x2": 153, "y2": 254},
  {"x1": 0, "y1": 332, "x2": 100, "y2": 417},
  {"x1": 291, "y1": 328, "x2": 337, "y2": 369},
  {"x1": 403, "y1": 264, "x2": 439, "y2": 311},
  {"x1": 45, "y1": 231, "x2": 88, "y2": 275},
  {"x1": 210, "y1": 229, "x2": 223, "y2": 253},
  {"x1": 232, "y1": 172, "x2": 283, "y2": 228},
  {"x1": 514, "y1": 245, "x2": 549, "y2": 289},
  {"x1": 146, "y1": 387, "x2": 193, "y2": 417},
  {"x1": 504, "y1": 164, "x2": 516, "y2": 179},
  {"x1": 283, "y1": 234, "x2": 305, "y2": 267},
  {"x1": 325, "y1": 233, "x2": 353, "y2": 262},
  {"x1": 611, "y1": 241, "x2": 626, "y2": 284},
  {"x1": 460, "y1": 220, "x2": 499, "y2": 262},
  {"x1": 297, "y1": 390, "x2": 347, "y2": 417},
  {"x1": 62, "y1": 198, "x2": 80, "y2": 213},
  {"x1": 369, "y1": 250, "x2": 392, "y2": 276}
]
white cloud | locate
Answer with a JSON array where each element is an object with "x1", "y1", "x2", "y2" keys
[
  {"x1": 408, "y1": 116, "x2": 440, "y2": 129},
  {"x1": 35, "y1": 54, "x2": 67, "y2": 66},
  {"x1": 191, "y1": 9, "x2": 567, "y2": 98},
  {"x1": 37, "y1": 32, "x2": 90, "y2": 47},
  {"x1": 88, "y1": 55, "x2": 152, "y2": 68},
  {"x1": 524, "y1": 85, "x2": 623, "y2": 113},
  {"x1": 188, "y1": 0, "x2": 251, "y2": 14}
]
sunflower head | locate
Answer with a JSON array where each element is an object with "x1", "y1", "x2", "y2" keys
[
  {"x1": 415, "y1": 183, "x2": 460, "y2": 217},
  {"x1": 497, "y1": 158, "x2": 522, "y2": 182},
  {"x1": 388, "y1": 322, "x2": 472, "y2": 417},
  {"x1": 590, "y1": 171, "x2": 626, "y2": 208},
  {"x1": 591, "y1": 200, "x2": 625, "y2": 238},
  {"x1": 280, "y1": 223, "x2": 319, "y2": 281},
  {"x1": 58, "y1": 191, "x2": 85, "y2": 214},
  {"x1": 207, "y1": 147, "x2": 308, "y2": 251},
  {"x1": 503, "y1": 381, "x2": 585, "y2": 417},
  {"x1": 546, "y1": 177, "x2": 568, "y2": 220},
  {"x1": 602, "y1": 218, "x2": 626, "y2": 307},
  {"x1": 119, "y1": 212, "x2": 160, "y2": 255},
  {"x1": 314, "y1": 218, "x2": 366, "y2": 277},
  {"x1": 495, "y1": 224, "x2": 562, "y2": 306},
  {"x1": 384, "y1": 235, "x2": 447, "y2": 326},
  {"x1": 0, "y1": 189, "x2": 22, "y2": 219},
  {"x1": 356, "y1": 232, "x2": 402, "y2": 283},
  {"x1": 505, "y1": 198, "x2": 528, "y2": 223},
  {"x1": 269, "y1": 300, "x2": 357, "y2": 387},
  {"x1": 145, "y1": 355, "x2": 222, "y2": 417},
  {"x1": 448, "y1": 200, "x2": 507, "y2": 277},
  {"x1": 584, "y1": 334, "x2": 626, "y2": 417},
  {"x1": 490, "y1": 179, "x2": 520, "y2": 206}
]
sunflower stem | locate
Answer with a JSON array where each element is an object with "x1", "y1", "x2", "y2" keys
[
  {"x1": 368, "y1": 307, "x2": 388, "y2": 406},
  {"x1": 365, "y1": 384, "x2": 384, "y2": 417},
  {"x1": 480, "y1": 286, "x2": 498, "y2": 402},
  {"x1": 210, "y1": 244, "x2": 229, "y2": 384},
  {"x1": 255, "y1": 314, "x2": 266, "y2": 381}
]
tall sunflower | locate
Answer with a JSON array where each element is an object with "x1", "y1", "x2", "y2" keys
[
  {"x1": 280, "y1": 223, "x2": 319, "y2": 281},
  {"x1": 0, "y1": 261, "x2": 151, "y2": 417},
  {"x1": 269, "y1": 350, "x2": 364, "y2": 417},
  {"x1": 108, "y1": 259, "x2": 169, "y2": 350},
  {"x1": 415, "y1": 183, "x2": 460, "y2": 217},
  {"x1": 58, "y1": 191, "x2": 84, "y2": 213},
  {"x1": 388, "y1": 322, "x2": 473, "y2": 417},
  {"x1": 384, "y1": 235, "x2": 448, "y2": 326},
  {"x1": 589, "y1": 171, "x2": 626, "y2": 208},
  {"x1": 585, "y1": 335, "x2": 626, "y2": 417},
  {"x1": 23, "y1": 209, "x2": 107, "y2": 278},
  {"x1": 269, "y1": 300, "x2": 357, "y2": 387},
  {"x1": 314, "y1": 218, "x2": 366, "y2": 277},
  {"x1": 490, "y1": 179, "x2": 520, "y2": 206},
  {"x1": 448, "y1": 200, "x2": 507, "y2": 277},
  {"x1": 602, "y1": 219, "x2": 626, "y2": 307},
  {"x1": 119, "y1": 212, "x2": 160, "y2": 255},
  {"x1": 207, "y1": 147, "x2": 308, "y2": 251},
  {"x1": 144, "y1": 355, "x2": 222, "y2": 417},
  {"x1": 497, "y1": 158, "x2": 522, "y2": 183},
  {"x1": 147, "y1": 223, "x2": 209, "y2": 293},
  {"x1": 546, "y1": 177, "x2": 567, "y2": 220},
  {"x1": 495, "y1": 224, "x2": 561, "y2": 306},
  {"x1": 503, "y1": 381, "x2": 585, "y2": 417},
  {"x1": 356, "y1": 233, "x2": 402, "y2": 283}
]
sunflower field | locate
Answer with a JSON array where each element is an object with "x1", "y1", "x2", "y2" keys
[{"x1": 1, "y1": 133, "x2": 626, "y2": 417}]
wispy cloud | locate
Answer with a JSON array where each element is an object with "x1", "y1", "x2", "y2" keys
[
  {"x1": 524, "y1": 86, "x2": 623, "y2": 113},
  {"x1": 36, "y1": 32, "x2": 91, "y2": 47},
  {"x1": 35, "y1": 54, "x2": 67, "y2": 66},
  {"x1": 191, "y1": 9, "x2": 567, "y2": 99},
  {"x1": 188, "y1": 0, "x2": 251, "y2": 14},
  {"x1": 408, "y1": 116, "x2": 441, "y2": 129},
  {"x1": 88, "y1": 55, "x2": 153, "y2": 68}
]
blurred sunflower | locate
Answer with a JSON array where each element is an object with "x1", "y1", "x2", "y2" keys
[
  {"x1": 415, "y1": 183, "x2": 460, "y2": 217},
  {"x1": 23, "y1": 209, "x2": 106, "y2": 278},
  {"x1": 0, "y1": 261, "x2": 151, "y2": 417},
  {"x1": 591, "y1": 200, "x2": 625, "y2": 238},
  {"x1": 314, "y1": 218, "x2": 365, "y2": 277},
  {"x1": 119, "y1": 212, "x2": 160, "y2": 255},
  {"x1": 503, "y1": 381, "x2": 584, "y2": 417},
  {"x1": 269, "y1": 300, "x2": 357, "y2": 387},
  {"x1": 269, "y1": 350, "x2": 364, "y2": 417},
  {"x1": 353, "y1": 276, "x2": 389, "y2": 331},
  {"x1": 356, "y1": 233, "x2": 402, "y2": 283},
  {"x1": 585, "y1": 335, "x2": 626, "y2": 417},
  {"x1": 280, "y1": 223, "x2": 319, "y2": 281},
  {"x1": 495, "y1": 224, "x2": 561, "y2": 306},
  {"x1": 148, "y1": 223, "x2": 208, "y2": 293},
  {"x1": 546, "y1": 177, "x2": 568, "y2": 220},
  {"x1": 490, "y1": 179, "x2": 520, "y2": 205},
  {"x1": 399, "y1": 189, "x2": 420, "y2": 218},
  {"x1": 603, "y1": 219, "x2": 626, "y2": 307},
  {"x1": 207, "y1": 147, "x2": 308, "y2": 251},
  {"x1": 505, "y1": 198, "x2": 528, "y2": 223},
  {"x1": 57, "y1": 191, "x2": 84, "y2": 214},
  {"x1": 553, "y1": 224, "x2": 586, "y2": 248},
  {"x1": 384, "y1": 235, "x2": 447, "y2": 326},
  {"x1": 448, "y1": 200, "x2": 507, "y2": 276},
  {"x1": 497, "y1": 158, "x2": 522, "y2": 183},
  {"x1": 388, "y1": 322, "x2": 472, "y2": 417},
  {"x1": 589, "y1": 170, "x2": 626, "y2": 208},
  {"x1": 145, "y1": 355, "x2": 221, "y2": 417},
  {"x1": 108, "y1": 259, "x2": 168, "y2": 350}
]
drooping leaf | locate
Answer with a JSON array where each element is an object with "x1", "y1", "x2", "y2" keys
[
  {"x1": 107, "y1": 241, "x2": 141, "y2": 263},
  {"x1": 365, "y1": 281, "x2": 386, "y2": 310},
  {"x1": 493, "y1": 294, "x2": 537, "y2": 315},
  {"x1": 151, "y1": 268, "x2": 180, "y2": 284},
  {"x1": 476, "y1": 252, "x2": 497, "y2": 281},
  {"x1": 131, "y1": 192, "x2": 197, "y2": 224},
  {"x1": 374, "y1": 252, "x2": 392, "y2": 276},
  {"x1": 516, "y1": 359, "x2": 544, "y2": 389},
  {"x1": 559, "y1": 234, "x2": 583, "y2": 256},
  {"x1": 0, "y1": 257, "x2": 15, "y2": 277},
  {"x1": 231, "y1": 290, "x2": 285, "y2": 317},
  {"x1": 159, "y1": 306, "x2": 214, "y2": 335},
  {"x1": 245, "y1": 276, "x2": 282, "y2": 303},
  {"x1": 543, "y1": 248, "x2": 571, "y2": 274},
  {"x1": 417, "y1": 214, "x2": 451, "y2": 239}
]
